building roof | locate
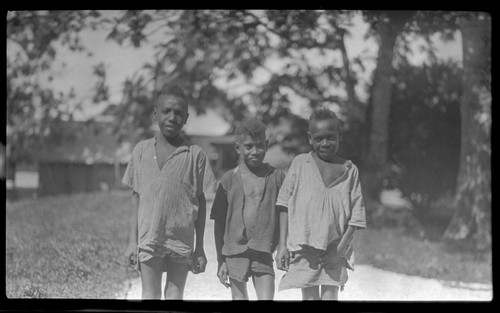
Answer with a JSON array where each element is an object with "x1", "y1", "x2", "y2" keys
[
  {"x1": 38, "y1": 120, "x2": 132, "y2": 164},
  {"x1": 38, "y1": 120, "x2": 235, "y2": 164},
  {"x1": 187, "y1": 134, "x2": 236, "y2": 160}
]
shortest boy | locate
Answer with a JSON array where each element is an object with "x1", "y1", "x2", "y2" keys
[{"x1": 210, "y1": 118, "x2": 285, "y2": 300}]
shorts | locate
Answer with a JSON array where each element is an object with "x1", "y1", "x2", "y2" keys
[
  {"x1": 225, "y1": 249, "x2": 275, "y2": 282},
  {"x1": 133, "y1": 246, "x2": 192, "y2": 272},
  {"x1": 278, "y1": 246, "x2": 348, "y2": 291}
]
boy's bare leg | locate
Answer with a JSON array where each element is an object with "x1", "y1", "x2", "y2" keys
[
  {"x1": 163, "y1": 257, "x2": 190, "y2": 299},
  {"x1": 301, "y1": 286, "x2": 320, "y2": 300},
  {"x1": 252, "y1": 274, "x2": 275, "y2": 300},
  {"x1": 140, "y1": 257, "x2": 164, "y2": 299},
  {"x1": 229, "y1": 278, "x2": 249, "y2": 300},
  {"x1": 321, "y1": 285, "x2": 339, "y2": 300}
]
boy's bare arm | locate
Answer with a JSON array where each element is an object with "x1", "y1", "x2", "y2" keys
[
  {"x1": 195, "y1": 193, "x2": 206, "y2": 249},
  {"x1": 211, "y1": 183, "x2": 227, "y2": 265},
  {"x1": 337, "y1": 225, "x2": 356, "y2": 256},
  {"x1": 213, "y1": 214, "x2": 230, "y2": 288},
  {"x1": 319, "y1": 226, "x2": 357, "y2": 270},
  {"x1": 214, "y1": 218, "x2": 225, "y2": 264},
  {"x1": 192, "y1": 193, "x2": 207, "y2": 273},
  {"x1": 275, "y1": 205, "x2": 290, "y2": 270},
  {"x1": 130, "y1": 192, "x2": 139, "y2": 242},
  {"x1": 277, "y1": 205, "x2": 288, "y2": 246},
  {"x1": 123, "y1": 191, "x2": 139, "y2": 267}
]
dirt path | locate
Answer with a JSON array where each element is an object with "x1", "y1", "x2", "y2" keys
[
  {"x1": 116, "y1": 262, "x2": 492, "y2": 301},
  {"x1": 116, "y1": 197, "x2": 492, "y2": 301}
]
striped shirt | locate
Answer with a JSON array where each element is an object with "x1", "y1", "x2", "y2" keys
[
  {"x1": 122, "y1": 136, "x2": 215, "y2": 261},
  {"x1": 276, "y1": 152, "x2": 366, "y2": 267}
]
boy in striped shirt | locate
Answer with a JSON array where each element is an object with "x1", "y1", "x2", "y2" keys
[{"x1": 122, "y1": 85, "x2": 215, "y2": 299}]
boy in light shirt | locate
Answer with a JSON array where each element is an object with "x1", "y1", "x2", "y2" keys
[{"x1": 275, "y1": 108, "x2": 366, "y2": 300}]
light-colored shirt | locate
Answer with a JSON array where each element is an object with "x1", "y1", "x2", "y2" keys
[
  {"x1": 210, "y1": 164, "x2": 285, "y2": 256},
  {"x1": 122, "y1": 137, "x2": 215, "y2": 260},
  {"x1": 276, "y1": 152, "x2": 366, "y2": 253}
]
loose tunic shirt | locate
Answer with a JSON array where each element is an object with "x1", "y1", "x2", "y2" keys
[
  {"x1": 122, "y1": 137, "x2": 215, "y2": 263},
  {"x1": 276, "y1": 152, "x2": 366, "y2": 268},
  {"x1": 210, "y1": 164, "x2": 285, "y2": 256}
]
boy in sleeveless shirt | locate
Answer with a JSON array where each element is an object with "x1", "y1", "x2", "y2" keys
[{"x1": 210, "y1": 118, "x2": 285, "y2": 300}]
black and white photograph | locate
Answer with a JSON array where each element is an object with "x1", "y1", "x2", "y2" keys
[{"x1": 4, "y1": 10, "x2": 492, "y2": 303}]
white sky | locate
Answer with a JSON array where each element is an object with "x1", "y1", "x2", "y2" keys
[{"x1": 32, "y1": 11, "x2": 462, "y2": 133}]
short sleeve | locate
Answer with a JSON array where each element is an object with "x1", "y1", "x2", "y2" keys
[
  {"x1": 348, "y1": 165, "x2": 367, "y2": 229},
  {"x1": 122, "y1": 143, "x2": 140, "y2": 194},
  {"x1": 276, "y1": 157, "x2": 297, "y2": 208},
  {"x1": 276, "y1": 168, "x2": 286, "y2": 189},
  {"x1": 196, "y1": 150, "x2": 216, "y2": 196},
  {"x1": 209, "y1": 174, "x2": 230, "y2": 222}
]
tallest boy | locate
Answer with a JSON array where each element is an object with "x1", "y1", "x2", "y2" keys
[{"x1": 122, "y1": 85, "x2": 215, "y2": 299}]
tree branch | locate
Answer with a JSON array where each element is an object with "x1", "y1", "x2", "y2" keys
[
  {"x1": 259, "y1": 65, "x2": 341, "y2": 104},
  {"x1": 241, "y1": 10, "x2": 340, "y2": 51}
]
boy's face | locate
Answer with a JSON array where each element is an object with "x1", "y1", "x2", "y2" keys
[
  {"x1": 308, "y1": 119, "x2": 341, "y2": 162},
  {"x1": 235, "y1": 134, "x2": 268, "y2": 169},
  {"x1": 154, "y1": 95, "x2": 189, "y2": 139}
]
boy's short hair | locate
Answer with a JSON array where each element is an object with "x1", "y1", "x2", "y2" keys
[
  {"x1": 235, "y1": 117, "x2": 267, "y2": 141},
  {"x1": 309, "y1": 108, "x2": 343, "y2": 135},
  {"x1": 156, "y1": 84, "x2": 189, "y2": 108}
]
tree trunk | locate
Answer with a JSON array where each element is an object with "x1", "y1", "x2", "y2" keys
[
  {"x1": 338, "y1": 28, "x2": 364, "y2": 123},
  {"x1": 338, "y1": 28, "x2": 368, "y2": 162},
  {"x1": 366, "y1": 11, "x2": 414, "y2": 168},
  {"x1": 443, "y1": 13, "x2": 491, "y2": 250}
]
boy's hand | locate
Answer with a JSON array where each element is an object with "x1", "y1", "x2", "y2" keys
[
  {"x1": 122, "y1": 242, "x2": 137, "y2": 269},
  {"x1": 275, "y1": 245, "x2": 290, "y2": 271},
  {"x1": 319, "y1": 253, "x2": 343, "y2": 270},
  {"x1": 318, "y1": 243, "x2": 345, "y2": 270},
  {"x1": 191, "y1": 249, "x2": 207, "y2": 274},
  {"x1": 217, "y1": 262, "x2": 231, "y2": 288}
]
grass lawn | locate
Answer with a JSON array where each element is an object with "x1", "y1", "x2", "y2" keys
[
  {"x1": 6, "y1": 190, "x2": 138, "y2": 298},
  {"x1": 354, "y1": 227, "x2": 492, "y2": 284},
  {"x1": 5, "y1": 191, "x2": 492, "y2": 298}
]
